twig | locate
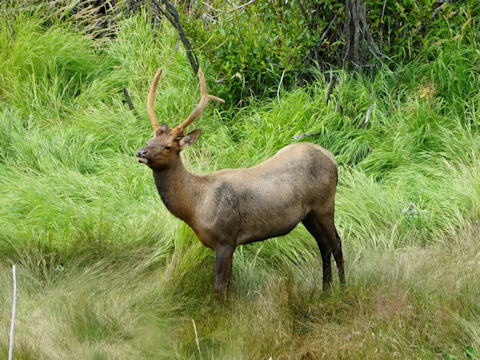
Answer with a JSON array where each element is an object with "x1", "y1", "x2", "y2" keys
[
  {"x1": 380, "y1": 0, "x2": 387, "y2": 43},
  {"x1": 151, "y1": 0, "x2": 199, "y2": 76},
  {"x1": 342, "y1": 0, "x2": 352, "y2": 65},
  {"x1": 192, "y1": 34, "x2": 215, "y2": 51},
  {"x1": 295, "y1": 0, "x2": 308, "y2": 21},
  {"x1": 303, "y1": 12, "x2": 338, "y2": 63},
  {"x1": 415, "y1": 0, "x2": 451, "y2": 35},
  {"x1": 192, "y1": 319, "x2": 201, "y2": 356},
  {"x1": 364, "y1": 104, "x2": 373, "y2": 129},
  {"x1": 352, "y1": 0, "x2": 361, "y2": 64},
  {"x1": 291, "y1": 132, "x2": 322, "y2": 141},
  {"x1": 277, "y1": 69, "x2": 287, "y2": 104},
  {"x1": 209, "y1": 0, "x2": 257, "y2": 13},
  {"x1": 358, "y1": 2, "x2": 392, "y2": 62},
  {"x1": 381, "y1": 0, "x2": 387, "y2": 25},
  {"x1": 151, "y1": 0, "x2": 174, "y2": 25},
  {"x1": 202, "y1": 2, "x2": 226, "y2": 13},
  {"x1": 9, "y1": 265, "x2": 17, "y2": 360},
  {"x1": 319, "y1": 13, "x2": 339, "y2": 46},
  {"x1": 122, "y1": 86, "x2": 140, "y2": 119},
  {"x1": 194, "y1": 37, "x2": 229, "y2": 54},
  {"x1": 227, "y1": 0, "x2": 257, "y2": 13},
  {"x1": 325, "y1": 75, "x2": 337, "y2": 104}
]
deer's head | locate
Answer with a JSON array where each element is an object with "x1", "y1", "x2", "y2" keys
[{"x1": 136, "y1": 68, "x2": 224, "y2": 169}]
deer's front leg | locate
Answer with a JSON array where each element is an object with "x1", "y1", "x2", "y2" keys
[{"x1": 214, "y1": 245, "x2": 235, "y2": 293}]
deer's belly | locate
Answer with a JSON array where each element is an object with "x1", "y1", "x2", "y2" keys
[{"x1": 235, "y1": 212, "x2": 305, "y2": 245}]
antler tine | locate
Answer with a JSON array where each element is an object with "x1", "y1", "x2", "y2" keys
[
  {"x1": 173, "y1": 68, "x2": 224, "y2": 136},
  {"x1": 147, "y1": 68, "x2": 163, "y2": 132}
]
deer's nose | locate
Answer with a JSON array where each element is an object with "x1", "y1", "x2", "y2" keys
[{"x1": 136, "y1": 149, "x2": 148, "y2": 157}]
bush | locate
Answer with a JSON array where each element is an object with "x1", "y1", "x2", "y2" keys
[{"x1": 181, "y1": 0, "x2": 472, "y2": 102}]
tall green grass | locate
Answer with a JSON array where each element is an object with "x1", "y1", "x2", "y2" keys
[{"x1": 0, "y1": 7, "x2": 479, "y2": 359}]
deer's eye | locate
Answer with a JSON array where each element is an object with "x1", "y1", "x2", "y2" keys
[{"x1": 165, "y1": 146, "x2": 171, "y2": 150}]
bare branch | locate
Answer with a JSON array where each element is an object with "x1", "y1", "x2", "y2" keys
[
  {"x1": 303, "y1": 12, "x2": 338, "y2": 64},
  {"x1": 8, "y1": 265, "x2": 17, "y2": 360},
  {"x1": 357, "y1": 2, "x2": 392, "y2": 62},
  {"x1": 277, "y1": 69, "x2": 287, "y2": 104},
  {"x1": 319, "y1": 13, "x2": 339, "y2": 46},
  {"x1": 291, "y1": 132, "x2": 322, "y2": 141},
  {"x1": 326, "y1": 75, "x2": 337, "y2": 104},
  {"x1": 295, "y1": 0, "x2": 308, "y2": 21},
  {"x1": 415, "y1": 0, "x2": 451, "y2": 35},
  {"x1": 364, "y1": 104, "x2": 373, "y2": 129},
  {"x1": 192, "y1": 319, "x2": 202, "y2": 357},
  {"x1": 151, "y1": 0, "x2": 199, "y2": 76},
  {"x1": 227, "y1": 0, "x2": 257, "y2": 13},
  {"x1": 380, "y1": 0, "x2": 387, "y2": 43}
]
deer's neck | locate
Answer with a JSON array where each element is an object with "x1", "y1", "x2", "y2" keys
[{"x1": 152, "y1": 158, "x2": 203, "y2": 226}]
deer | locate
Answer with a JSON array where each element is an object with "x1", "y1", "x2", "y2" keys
[{"x1": 136, "y1": 68, "x2": 345, "y2": 293}]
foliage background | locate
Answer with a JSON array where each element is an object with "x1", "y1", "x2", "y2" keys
[{"x1": 0, "y1": 1, "x2": 479, "y2": 359}]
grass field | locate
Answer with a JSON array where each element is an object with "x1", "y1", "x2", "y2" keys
[{"x1": 1, "y1": 7, "x2": 480, "y2": 360}]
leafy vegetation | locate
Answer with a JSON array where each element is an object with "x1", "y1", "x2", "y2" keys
[
  {"x1": 0, "y1": 2, "x2": 479, "y2": 359},
  {"x1": 183, "y1": 0, "x2": 473, "y2": 101}
]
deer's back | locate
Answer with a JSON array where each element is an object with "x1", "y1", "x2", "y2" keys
[
  {"x1": 212, "y1": 142, "x2": 336, "y2": 192},
  {"x1": 194, "y1": 142, "x2": 338, "y2": 246}
]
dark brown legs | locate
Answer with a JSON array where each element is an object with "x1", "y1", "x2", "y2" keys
[
  {"x1": 214, "y1": 245, "x2": 234, "y2": 293},
  {"x1": 334, "y1": 227, "x2": 345, "y2": 285},
  {"x1": 303, "y1": 212, "x2": 345, "y2": 291},
  {"x1": 212, "y1": 214, "x2": 344, "y2": 294}
]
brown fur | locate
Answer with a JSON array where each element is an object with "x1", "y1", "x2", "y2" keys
[
  {"x1": 137, "y1": 127, "x2": 345, "y2": 293},
  {"x1": 137, "y1": 68, "x2": 344, "y2": 293}
]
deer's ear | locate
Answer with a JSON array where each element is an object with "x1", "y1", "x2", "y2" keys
[{"x1": 179, "y1": 129, "x2": 201, "y2": 148}]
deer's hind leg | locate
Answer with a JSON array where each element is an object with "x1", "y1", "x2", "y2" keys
[
  {"x1": 333, "y1": 226, "x2": 345, "y2": 285},
  {"x1": 302, "y1": 213, "x2": 333, "y2": 291},
  {"x1": 311, "y1": 210, "x2": 345, "y2": 286}
]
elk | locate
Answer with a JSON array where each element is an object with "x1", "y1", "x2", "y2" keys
[{"x1": 136, "y1": 68, "x2": 345, "y2": 293}]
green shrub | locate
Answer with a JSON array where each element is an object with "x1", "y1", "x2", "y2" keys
[{"x1": 181, "y1": 0, "x2": 473, "y2": 102}]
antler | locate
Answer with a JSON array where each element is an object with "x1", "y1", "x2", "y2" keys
[
  {"x1": 147, "y1": 68, "x2": 163, "y2": 132},
  {"x1": 172, "y1": 68, "x2": 224, "y2": 137}
]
